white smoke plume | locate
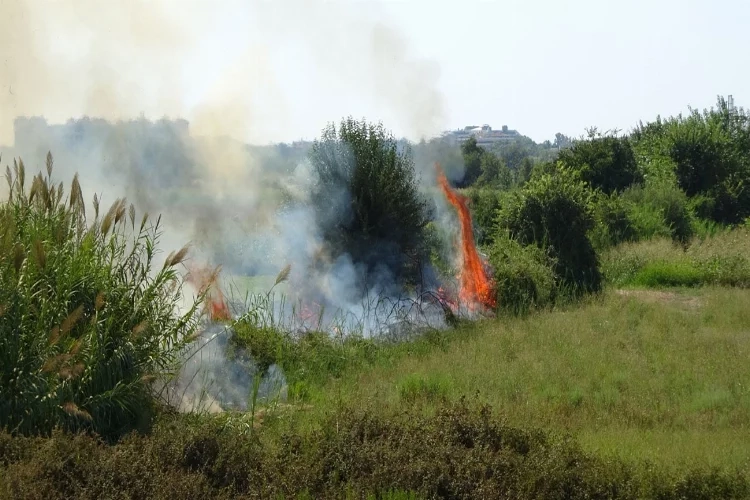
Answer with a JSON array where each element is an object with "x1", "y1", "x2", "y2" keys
[{"x1": 0, "y1": 0, "x2": 453, "y2": 411}]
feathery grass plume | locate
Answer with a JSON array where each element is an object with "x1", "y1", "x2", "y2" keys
[
  {"x1": 69, "y1": 339, "x2": 83, "y2": 355},
  {"x1": 140, "y1": 374, "x2": 158, "y2": 384},
  {"x1": 165, "y1": 245, "x2": 190, "y2": 268},
  {"x1": 70, "y1": 173, "x2": 83, "y2": 211},
  {"x1": 42, "y1": 354, "x2": 72, "y2": 374},
  {"x1": 48, "y1": 326, "x2": 61, "y2": 346},
  {"x1": 129, "y1": 203, "x2": 136, "y2": 229},
  {"x1": 59, "y1": 363, "x2": 85, "y2": 380},
  {"x1": 60, "y1": 305, "x2": 85, "y2": 335},
  {"x1": 275, "y1": 264, "x2": 292, "y2": 286},
  {"x1": 114, "y1": 198, "x2": 128, "y2": 225},
  {"x1": 28, "y1": 174, "x2": 40, "y2": 204},
  {"x1": 100, "y1": 199, "x2": 119, "y2": 236},
  {"x1": 45, "y1": 152, "x2": 53, "y2": 178},
  {"x1": 13, "y1": 242, "x2": 25, "y2": 272},
  {"x1": 15, "y1": 158, "x2": 25, "y2": 191},
  {"x1": 131, "y1": 320, "x2": 149, "y2": 339},
  {"x1": 32, "y1": 239, "x2": 46, "y2": 269},
  {"x1": 95, "y1": 292, "x2": 106, "y2": 311},
  {"x1": 61, "y1": 402, "x2": 92, "y2": 422},
  {"x1": 4, "y1": 165, "x2": 11, "y2": 195},
  {"x1": 93, "y1": 193, "x2": 100, "y2": 219}
]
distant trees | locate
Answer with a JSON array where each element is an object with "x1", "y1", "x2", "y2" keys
[
  {"x1": 309, "y1": 118, "x2": 431, "y2": 288},
  {"x1": 556, "y1": 132, "x2": 641, "y2": 194}
]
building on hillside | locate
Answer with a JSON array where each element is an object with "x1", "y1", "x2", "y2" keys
[{"x1": 441, "y1": 124, "x2": 520, "y2": 146}]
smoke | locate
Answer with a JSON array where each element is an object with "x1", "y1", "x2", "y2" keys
[{"x1": 0, "y1": 0, "x2": 453, "y2": 412}]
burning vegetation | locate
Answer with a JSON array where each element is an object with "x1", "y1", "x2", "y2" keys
[
  {"x1": 436, "y1": 163, "x2": 497, "y2": 312},
  {"x1": 185, "y1": 264, "x2": 231, "y2": 322}
]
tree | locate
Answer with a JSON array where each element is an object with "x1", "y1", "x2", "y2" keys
[
  {"x1": 557, "y1": 134, "x2": 641, "y2": 194},
  {"x1": 309, "y1": 118, "x2": 431, "y2": 288},
  {"x1": 460, "y1": 136, "x2": 483, "y2": 186}
]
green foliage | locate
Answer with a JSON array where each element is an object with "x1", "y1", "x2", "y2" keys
[
  {"x1": 465, "y1": 187, "x2": 502, "y2": 245},
  {"x1": 601, "y1": 228, "x2": 750, "y2": 288},
  {"x1": 230, "y1": 302, "x2": 382, "y2": 402},
  {"x1": 459, "y1": 136, "x2": 514, "y2": 188},
  {"x1": 589, "y1": 192, "x2": 638, "y2": 250},
  {"x1": 622, "y1": 179, "x2": 695, "y2": 244},
  {"x1": 309, "y1": 117, "x2": 431, "y2": 287},
  {"x1": 487, "y1": 232, "x2": 556, "y2": 314},
  {"x1": 397, "y1": 373, "x2": 454, "y2": 403},
  {"x1": 557, "y1": 132, "x2": 642, "y2": 194},
  {"x1": 477, "y1": 150, "x2": 512, "y2": 188},
  {"x1": 0, "y1": 155, "x2": 202, "y2": 439},
  {"x1": 424, "y1": 221, "x2": 454, "y2": 278},
  {"x1": 459, "y1": 136, "x2": 483, "y2": 186},
  {"x1": 631, "y1": 262, "x2": 703, "y2": 288},
  {"x1": 631, "y1": 97, "x2": 750, "y2": 224},
  {"x1": 3, "y1": 398, "x2": 748, "y2": 499},
  {"x1": 496, "y1": 166, "x2": 602, "y2": 293}
]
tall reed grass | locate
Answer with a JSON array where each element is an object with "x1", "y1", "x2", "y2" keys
[{"x1": 0, "y1": 155, "x2": 203, "y2": 438}]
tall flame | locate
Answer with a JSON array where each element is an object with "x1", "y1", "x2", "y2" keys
[{"x1": 436, "y1": 163, "x2": 496, "y2": 311}]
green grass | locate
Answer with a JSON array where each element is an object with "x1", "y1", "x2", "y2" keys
[
  {"x1": 602, "y1": 228, "x2": 750, "y2": 288},
  {"x1": 294, "y1": 287, "x2": 750, "y2": 474}
]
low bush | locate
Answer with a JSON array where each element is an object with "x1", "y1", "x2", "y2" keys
[
  {"x1": 2, "y1": 399, "x2": 747, "y2": 499},
  {"x1": 487, "y1": 232, "x2": 557, "y2": 314},
  {"x1": 0, "y1": 156, "x2": 202, "y2": 439},
  {"x1": 589, "y1": 193, "x2": 638, "y2": 250},
  {"x1": 622, "y1": 179, "x2": 695, "y2": 245}
]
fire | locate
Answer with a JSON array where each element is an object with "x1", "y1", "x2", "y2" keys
[
  {"x1": 186, "y1": 264, "x2": 231, "y2": 322},
  {"x1": 436, "y1": 163, "x2": 497, "y2": 311}
]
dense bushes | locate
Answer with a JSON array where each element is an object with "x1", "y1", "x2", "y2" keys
[
  {"x1": 3, "y1": 398, "x2": 747, "y2": 499},
  {"x1": 0, "y1": 156, "x2": 202, "y2": 439},
  {"x1": 632, "y1": 97, "x2": 750, "y2": 224},
  {"x1": 496, "y1": 166, "x2": 602, "y2": 294},
  {"x1": 557, "y1": 132, "x2": 642, "y2": 194}
]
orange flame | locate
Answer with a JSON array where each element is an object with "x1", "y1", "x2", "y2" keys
[
  {"x1": 186, "y1": 264, "x2": 231, "y2": 322},
  {"x1": 436, "y1": 163, "x2": 496, "y2": 311}
]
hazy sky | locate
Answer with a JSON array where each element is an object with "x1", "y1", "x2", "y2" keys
[{"x1": 1, "y1": 0, "x2": 748, "y2": 145}]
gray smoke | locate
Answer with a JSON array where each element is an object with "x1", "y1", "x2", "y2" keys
[{"x1": 0, "y1": 0, "x2": 456, "y2": 412}]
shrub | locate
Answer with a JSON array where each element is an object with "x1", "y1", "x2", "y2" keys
[
  {"x1": 622, "y1": 179, "x2": 695, "y2": 244},
  {"x1": 466, "y1": 187, "x2": 502, "y2": 245},
  {"x1": 3, "y1": 398, "x2": 747, "y2": 498},
  {"x1": 589, "y1": 193, "x2": 638, "y2": 250},
  {"x1": 632, "y1": 97, "x2": 750, "y2": 224},
  {"x1": 309, "y1": 118, "x2": 431, "y2": 288},
  {"x1": 496, "y1": 166, "x2": 602, "y2": 294},
  {"x1": 0, "y1": 155, "x2": 202, "y2": 439},
  {"x1": 487, "y1": 232, "x2": 556, "y2": 314}
]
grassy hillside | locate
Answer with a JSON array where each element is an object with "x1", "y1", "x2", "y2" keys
[{"x1": 295, "y1": 287, "x2": 750, "y2": 473}]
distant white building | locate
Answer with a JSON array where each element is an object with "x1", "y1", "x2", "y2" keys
[{"x1": 441, "y1": 124, "x2": 521, "y2": 146}]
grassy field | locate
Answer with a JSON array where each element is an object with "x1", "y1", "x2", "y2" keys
[{"x1": 285, "y1": 286, "x2": 750, "y2": 474}]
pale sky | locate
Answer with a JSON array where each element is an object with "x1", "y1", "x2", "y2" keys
[{"x1": 2, "y1": 0, "x2": 748, "y2": 145}]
